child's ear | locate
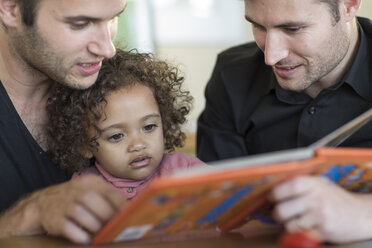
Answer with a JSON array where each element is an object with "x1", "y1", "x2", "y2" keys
[
  {"x1": 80, "y1": 147, "x2": 94, "y2": 159},
  {"x1": 84, "y1": 151, "x2": 94, "y2": 159}
]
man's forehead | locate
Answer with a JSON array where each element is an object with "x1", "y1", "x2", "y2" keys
[
  {"x1": 244, "y1": 0, "x2": 322, "y2": 22},
  {"x1": 38, "y1": 0, "x2": 126, "y2": 18}
]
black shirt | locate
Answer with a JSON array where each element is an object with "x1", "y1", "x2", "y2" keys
[
  {"x1": 197, "y1": 17, "x2": 372, "y2": 162},
  {"x1": 0, "y1": 81, "x2": 71, "y2": 211}
]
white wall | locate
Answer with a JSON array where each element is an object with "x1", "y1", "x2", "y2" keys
[
  {"x1": 152, "y1": 0, "x2": 252, "y2": 131},
  {"x1": 156, "y1": 45, "x2": 235, "y2": 131},
  {"x1": 359, "y1": 1, "x2": 372, "y2": 18}
]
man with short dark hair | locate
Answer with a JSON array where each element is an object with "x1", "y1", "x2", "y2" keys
[
  {"x1": 197, "y1": 0, "x2": 372, "y2": 243},
  {"x1": 0, "y1": 0, "x2": 127, "y2": 244}
]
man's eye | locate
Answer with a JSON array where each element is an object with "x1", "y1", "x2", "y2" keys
[
  {"x1": 286, "y1": 27, "x2": 301, "y2": 33},
  {"x1": 108, "y1": 133, "x2": 124, "y2": 141},
  {"x1": 252, "y1": 23, "x2": 265, "y2": 32},
  {"x1": 70, "y1": 22, "x2": 90, "y2": 30},
  {"x1": 143, "y1": 124, "x2": 157, "y2": 132}
]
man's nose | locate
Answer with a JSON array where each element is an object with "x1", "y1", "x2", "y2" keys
[
  {"x1": 88, "y1": 23, "x2": 116, "y2": 59},
  {"x1": 263, "y1": 31, "x2": 289, "y2": 66}
]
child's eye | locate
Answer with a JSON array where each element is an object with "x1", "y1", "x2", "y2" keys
[
  {"x1": 108, "y1": 133, "x2": 124, "y2": 141},
  {"x1": 143, "y1": 124, "x2": 157, "y2": 132}
]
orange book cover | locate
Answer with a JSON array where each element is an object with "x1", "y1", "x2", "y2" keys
[
  {"x1": 92, "y1": 148, "x2": 372, "y2": 244},
  {"x1": 92, "y1": 109, "x2": 372, "y2": 245}
]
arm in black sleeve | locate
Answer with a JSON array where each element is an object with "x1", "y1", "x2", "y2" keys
[
  {"x1": 196, "y1": 43, "x2": 272, "y2": 162},
  {"x1": 197, "y1": 52, "x2": 249, "y2": 162}
]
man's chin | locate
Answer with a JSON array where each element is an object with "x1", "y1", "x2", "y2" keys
[
  {"x1": 62, "y1": 76, "x2": 98, "y2": 90},
  {"x1": 277, "y1": 81, "x2": 304, "y2": 92}
]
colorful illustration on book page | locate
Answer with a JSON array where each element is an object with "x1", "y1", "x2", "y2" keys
[{"x1": 317, "y1": 162, "x2": 372, "y2": 193}]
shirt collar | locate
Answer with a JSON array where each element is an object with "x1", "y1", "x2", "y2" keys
[
  {"x1": 338, "y1": 23, "x2": 370, "y2": 101},
  {"x1": 270, "y1": 75, "x2": 312, "y2": 105},
  {"x1": 95, "y1": 161, "x2": 160, "y2": 188}
]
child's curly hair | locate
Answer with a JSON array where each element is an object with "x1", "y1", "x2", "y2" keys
[{"x1": 47, "y1": 49, "x2": 193, "y2": 172}]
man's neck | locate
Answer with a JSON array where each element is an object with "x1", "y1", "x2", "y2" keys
[{"x1": 0, "y1": 31, "x2": 53, "y2": 150}]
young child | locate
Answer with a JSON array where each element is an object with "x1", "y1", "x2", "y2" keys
[{"x1": 47, "y1": 49, "x2": 206, "y2": 200}]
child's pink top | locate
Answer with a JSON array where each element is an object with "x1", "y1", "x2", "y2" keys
[{"x1": 73, "y1": 152, "x2": 206, "y2": 200}]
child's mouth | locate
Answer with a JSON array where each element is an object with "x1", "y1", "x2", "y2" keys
[{"x1": 130, "y1": 156, "x2": 151, "y2": 168}]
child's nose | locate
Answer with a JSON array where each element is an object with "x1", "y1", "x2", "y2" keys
[{"x1": 127, "y1": 137, "x2": 146, "y2": 152}]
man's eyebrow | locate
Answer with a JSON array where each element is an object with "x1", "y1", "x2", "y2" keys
[
  {"x1": 245, "y1": 15, "x2": 307, "y2": 28},
  {"x1": 64, "y1": 8, "x2": 125, "y2": 22},
  {"x1": 64, "y1": 16, "x2": 98, "y2": 22}
]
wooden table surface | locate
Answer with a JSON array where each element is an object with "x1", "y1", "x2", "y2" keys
[{"x1": 1, "y1": 220, "x2": 371, "y2": 248}]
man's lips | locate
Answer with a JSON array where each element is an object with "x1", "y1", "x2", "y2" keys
[
  {"x1": 76, "y1": 61, "x2": 102, "y2": 76},
  {"x1": 274, "y1": 64, "x2": 301, "y2": 78},
  {"x1": 129, "y1": 156, "x2": 151, "y2": 169}
]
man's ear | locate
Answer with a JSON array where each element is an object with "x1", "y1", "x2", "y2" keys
[
  {"x1": 341, "y1": 0, "x2": 362, "y2": 22},
  {"x1": 0, "y1": 0, "x2": 21, "y2": 28}
]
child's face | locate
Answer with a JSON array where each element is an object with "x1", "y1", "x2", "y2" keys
[{"x1": 90, "y1": 83, "x2": 165, "y2": 180}]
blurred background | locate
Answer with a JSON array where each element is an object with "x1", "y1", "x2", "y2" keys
[{"x1": 114, "y1": 0, "x2": 372, "y2": 153}]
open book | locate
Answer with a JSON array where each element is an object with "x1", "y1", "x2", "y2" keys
[{"x1": 93, "y1": 109, "x2": 372, "y2": 244}]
